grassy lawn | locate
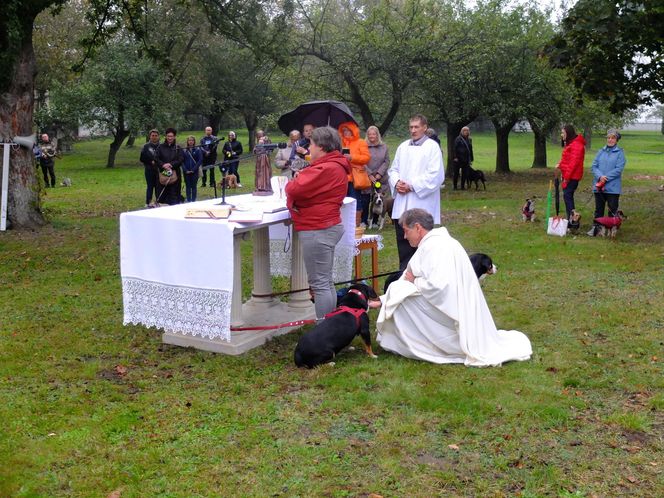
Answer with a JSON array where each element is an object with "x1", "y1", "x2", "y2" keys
[{"x1": 1, "y1": 130, "x2": 663, "y2": 497}]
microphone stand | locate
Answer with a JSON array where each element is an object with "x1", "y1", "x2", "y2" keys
[{"x1": 217, "y1": 163, "x2": 232, "y2": 206}]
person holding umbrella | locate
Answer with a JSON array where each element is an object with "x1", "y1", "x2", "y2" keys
[{"x1": 285, "y1": 126, "x2": 351, "y2": 319}]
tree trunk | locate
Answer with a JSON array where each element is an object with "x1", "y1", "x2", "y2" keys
[
  {"x1": 125, "y1": 132, "x2": 136, "y2": 148},
  {"x1": 444, "y1": 122, "x2": 464, "y2": 178},
  {"x1": 582, "y1": 125, "x2": 592, "y2": 150},
  {"x1": 208, "y1": 114, "x2": 222, "y2": 137},
  {"x1": 492, "y1": 119, "x2": 516, "y2": 173},
  {"x1": 529, "y1": 119, "x2": 548, "y2": 168},
  {"x1": 107, "y1": 129, "x2": 130, "y2": 168},
  {"x1": 0, "y1": 37, "x2": 45, "y2": 229},
  {"x1": 244, "y1": 111, "x2": 257, "y2": 150}
]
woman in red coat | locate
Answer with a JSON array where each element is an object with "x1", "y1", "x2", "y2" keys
[
  {"x1": 555, "y1": 124, "x2": 586, "y2": 220},
  {"x1": 286, "y1": 126, "x2": 351, "y2": 318}
]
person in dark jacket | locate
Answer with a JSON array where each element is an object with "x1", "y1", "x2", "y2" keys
[
  {"x1": 183, "y1": 135, "x2": 203, "y2": 202},
  {"x1": 140, "y1": 129, "x2": 160, "y2": 206},
  {"x1": 38, "y1": 133, "x2": 57, "y2": 188},
  {"x1": 285, "y1": 126, "x2": 351, "y2": 318},
  {"x1": 453, "y1": 126, "x2": 474, "y2": 190},
  {"x1": 155, "y1": 128, "x2": 184, "y2": 205},
  {"x1": 199, "y1": 126, "x2": 218, "y2": 188},
  {"x1": 222, "y1": 131, "x2": 244, "y2": 187}
]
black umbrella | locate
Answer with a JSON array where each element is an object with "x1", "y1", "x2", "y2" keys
[{"x1": 277, "y1": 100, "x2": 357, "y2": 135}]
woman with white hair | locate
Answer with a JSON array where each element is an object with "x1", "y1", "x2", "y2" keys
[
  {"x1": 222, "y1": 131, "x2": 244, "y2": 187},
  {"x1": 363, "y1": 125, "x2": 391, "y2": 225},
  {"x1": 588, "y1": 129, "x2": 626, "y2": 236}
]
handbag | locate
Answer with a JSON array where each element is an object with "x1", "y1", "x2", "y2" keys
[
  {"x1": 547, "y1": 216, "x2": 568, "y2": 237},
  {"x1": 158, "y1": 168, "x2": 178, "y2": 186},
  {"x1": 350, "y1": 166, "x2": 371, "y2": 190}
]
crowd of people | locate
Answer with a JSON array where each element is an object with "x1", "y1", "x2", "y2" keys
[{"x1": 135, "y1": 117, "x2": 626, "y2": 365}]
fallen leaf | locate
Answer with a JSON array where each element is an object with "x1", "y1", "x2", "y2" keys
[
  {"x1": 448, "y1": 444, "x2": 459, "y2": 450},
  {"x1": 625, "y1": 476, "x2": 637, "y2": 484},
  {"x1": 114, "y1": 365, "x2": 128, "y2": 376},
  {"x1": 107, "y1": 489, "x2": 122, "y2": 498}
]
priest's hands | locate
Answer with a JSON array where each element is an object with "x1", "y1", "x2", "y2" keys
[
  {"x1": 404, "y1": 269, "x2": 415, "y2": 282},
  {"x1": 396, "y1": 179, "x2": 412, "y2": 194}
]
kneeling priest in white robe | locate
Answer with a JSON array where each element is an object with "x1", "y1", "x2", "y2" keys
[{"x1": 376, "y1": 209, "x2": 532, "y2": 366}]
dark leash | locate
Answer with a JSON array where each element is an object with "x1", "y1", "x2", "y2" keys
[
  {"x1": 231, "y1": 270, "x2": 399, "y2": 332},
  {"x1": 250, "y1": 270, "x2": 401, "y2": 299}
]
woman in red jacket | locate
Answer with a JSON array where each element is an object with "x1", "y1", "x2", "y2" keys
[
  {"x1": 285, "y1": 126, "x2": 351, "y2": 318},
  {"x1": 555, "y1": 124, "x2": 586, "y2": 220}
]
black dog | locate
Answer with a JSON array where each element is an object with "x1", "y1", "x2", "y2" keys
[
  {"x1": 465, "y1": 166, "x2": 486, "y2": 190},
  {"x1": 294, "y1": 283, "x2": 378, "y2": 368},
  {"x1": 469, "y1": 253, "x2": 496, "y2": 281}
]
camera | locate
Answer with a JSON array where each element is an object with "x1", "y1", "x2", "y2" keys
[{"x1": 342, "y1": 148, "x2": 350, "y2": 154}]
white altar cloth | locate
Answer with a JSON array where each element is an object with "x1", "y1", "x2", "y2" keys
[{"x1": 121, "y1": 194, "x2": 356, "y2": 344}]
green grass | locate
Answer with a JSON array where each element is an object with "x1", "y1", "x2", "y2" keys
[{"x1": 1, "y1": 130, "x2": 663, "y2": 497}]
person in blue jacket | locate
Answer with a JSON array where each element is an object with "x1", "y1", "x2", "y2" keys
[
  {"x1": 183, "y1": 135, "x2": 203, "y2": 202},
  {"x1": 588, "y1": 128, "x2": 626, "y2": 236}
]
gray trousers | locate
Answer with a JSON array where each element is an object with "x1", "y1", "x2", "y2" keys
[{"x1": 299, "y1": 223, "x2": 344, "y2": 318}]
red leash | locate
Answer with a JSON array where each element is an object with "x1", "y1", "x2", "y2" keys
[{"x1": 230, "y1": 318, "x2": 317, "y2": 332}]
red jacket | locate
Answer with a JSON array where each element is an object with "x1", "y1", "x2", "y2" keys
[
  {"x1": 285, "y1": 150, "x2": 351, "y2": 231},
  {"x1": 557, "y1": 135, "x2": 586, "y2": 187}
]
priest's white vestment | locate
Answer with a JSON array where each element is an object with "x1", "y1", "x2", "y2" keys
[
  {"x1": 376, "y1": 227, "x2": 532, "y2": 366},
  {"x1": 388, "y1": 138, "x2": 445, "y2": 223}
]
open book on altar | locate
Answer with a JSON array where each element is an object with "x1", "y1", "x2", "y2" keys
[
  {"x1": 184, "y1": 206, "x2": 231, "y2": 219},
  {"x1": 228, "y1": 209, "x2": 263, "y2": 223}
]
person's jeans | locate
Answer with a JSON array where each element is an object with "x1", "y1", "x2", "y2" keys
[
  {"x1": 299, "y1": 223, "x2": 344, "y2": 318},
  {"x1": 347, "y1": 183, "x2": 371, "y2": 223},
  {"x1": 202, "y1": 162, "x2": 215, "y2": 186},
  {"x1": 184, "y1": 172, "x2": 198, "y2": 202},
  {"x1": 562, "y1": 179, "x2": 579, "y2": 219},
  {"x1": 226, "y1": 160, "x2": 240, "y2": 184},
  {"x1": 41, "y1": 162, "x2": 56, "y2": 187},
  {"x1": 594, "y1": 192, "x2": 620, "y2": 219},
  {"x1": 394, "y1": 219, "x2": 416, "y2": 270},
  {"x1": 145, "y1": 167, "x2": 157, "y2": 204},
  {"x1": 453, "y1": 161, "x2": 470, "y2": 189}
]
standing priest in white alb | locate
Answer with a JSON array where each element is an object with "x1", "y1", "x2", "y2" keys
[
  {"x1": 376, "y1": 208, "x2": 532, "y2": 366},
  {"x1": 387, "y1": 114, "x2": 445, "y2": 284}
]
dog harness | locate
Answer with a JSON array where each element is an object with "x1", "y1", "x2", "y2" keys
[
  {"x1": 594, "y1": 215, "x2": 622, "y2": 228},
  {"x1": 324, "y1": 306, "x2": 366, "y2": 328}
]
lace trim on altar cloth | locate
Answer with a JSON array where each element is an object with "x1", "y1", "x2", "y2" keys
[
  {"x1": 122, "y1": 278, "x2": 232, "y2": 341},
  {"x1": 354, "y1": 234, "x2": 384, "y2": 255},
  {"x1": 269, "y1": 240, "x2": 354, "y2": 283}
]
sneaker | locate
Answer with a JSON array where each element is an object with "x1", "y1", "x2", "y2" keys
[
  {"x1": 359, "y1": 222, "x2": 367, "y2": 229},
  {"x1": 586, "y1": 227, "x2": 596, "y2": 237},
  {"x1": 237, "y1": 183, "x2": 243, "y2": 188}
]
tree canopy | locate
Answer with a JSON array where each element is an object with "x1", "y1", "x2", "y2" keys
[{"x1": 548, "y1": 0, "x2": 664, "y2": 113}]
